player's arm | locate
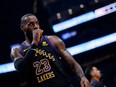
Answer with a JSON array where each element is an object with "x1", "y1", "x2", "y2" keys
[
  {"x1": 11, "y1": 29, "x2": 43, "y2": 73},
  {"x1": 50, "y1": 35, "x2": 90, "y2": 87},
  {"x1": 50, "y1": 36, "x2": 84, "y2": 77},
  {"x1": 10, "y1": 44, "x2": 37, "y2": 73}
]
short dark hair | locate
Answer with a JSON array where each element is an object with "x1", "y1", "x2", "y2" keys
[
  {"x1": 85, "y1": 65, "x2": 93, "y2": 81},
  {"x1": 21, "y1": 13, "x2": 35, "y2": 24}
]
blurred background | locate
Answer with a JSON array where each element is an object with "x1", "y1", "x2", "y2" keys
[{"x1": 0, "y1": 0, "x2": 116, "y2": 87}]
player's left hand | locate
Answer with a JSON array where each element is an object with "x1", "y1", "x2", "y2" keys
[{"x1": 80, "y1": 76, "x2": 90, "y2": 87}]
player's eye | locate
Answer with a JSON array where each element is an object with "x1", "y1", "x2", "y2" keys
[{"x1": 28, "y1": 22, "x2": 33, "y2": 26}]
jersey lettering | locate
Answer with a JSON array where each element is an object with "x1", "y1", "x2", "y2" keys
[
  {"x1": 37, "y1": 71, "x2": 55, "y2": 83},
  {"x1": 35, "y1": 48, "x2": 55, "y2": 61}
]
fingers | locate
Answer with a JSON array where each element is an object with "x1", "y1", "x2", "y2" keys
[
  {"x1": 85, "y1": 82, "x2": 89, "y2": 87},
  {"x1": 38, "y1": 30, "x2": 43, "y2": 37},
  {"x1": 81, "y1": 82, "x2": 84, "y2": 87},
  {"x1": 33, "y1": 29, "x2": 43, "y2": 36},
  {"x1": 40, "y1": 29, "x2": 43, "y2": 36},
  {"x1": 84, "y1": 81, "x2": 90, "y2": 87},
  {"x1": 81, "y1": 82, "x2": 90, "y2": 87},
  {"x1": 80, "y1": 79, "x2": 90, "y2": 87},
  {"x1": 32, "y1": 29, "x2": 44, "y2": 45}
]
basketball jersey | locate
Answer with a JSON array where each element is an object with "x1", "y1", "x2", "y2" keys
[{"x1": 20, "y1": 36, "x2": 71, "y2": 87}]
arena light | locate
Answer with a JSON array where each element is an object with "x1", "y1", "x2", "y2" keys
[
  {"x1": 67, "y1": 32, "x2": 116, "y2": 56},
  {"x1": 0, "y1": 62, "x2": 15, "y2": 74},
  {"x1": 52, "y1": 11, "x2": 95, "y2": 33},
  {"x1": 52, "y1": 2, "x2": 116, "y2": 33},
  {"x1": 95, "y1": 2, "x2": 116, "y2": 17}
]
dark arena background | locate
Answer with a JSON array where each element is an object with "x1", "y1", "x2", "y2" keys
[{"x1": 0, "y1": 0, "x2": 116, "y2": 87}]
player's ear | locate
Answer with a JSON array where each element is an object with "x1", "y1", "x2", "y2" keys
[{"x1": 20, "y1": 24, "x2": 24, "y2": 30}]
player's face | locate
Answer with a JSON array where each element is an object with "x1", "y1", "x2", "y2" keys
[
  {"x1": 90, "y1": 66, "x2": 101, "y2": 79},
  {"x1": 21, "y1": 15, "x2": 40, "y2": 32}
]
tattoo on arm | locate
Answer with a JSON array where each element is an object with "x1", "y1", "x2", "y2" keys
[{"x1": 55, "y1": 36, "x2": 85, "y2": 78}]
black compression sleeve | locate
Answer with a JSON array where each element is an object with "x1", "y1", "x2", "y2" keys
[{"x1": 14, "y1": 45, "x2": 37, "y2": 73}]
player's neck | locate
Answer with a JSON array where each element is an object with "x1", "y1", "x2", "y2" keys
[
  {"x1": 25, "y1": 36, "x2": 31, "y2": 45},
  {"x1": 24, "y1": 32, "x2": 32, "y2": 44}
]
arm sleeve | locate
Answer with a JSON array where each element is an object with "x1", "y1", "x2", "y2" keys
[{"x1": 14, "y1": 44, "x2": 37, "y2": 73}]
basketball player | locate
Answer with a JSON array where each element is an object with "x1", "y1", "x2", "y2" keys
[{"x1": 10, "y1": 13, "x2": 90, "y2": 87}]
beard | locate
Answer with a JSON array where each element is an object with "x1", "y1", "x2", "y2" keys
[{"x1": 26, "y1": 30, "x2": 33, "y2": 42}]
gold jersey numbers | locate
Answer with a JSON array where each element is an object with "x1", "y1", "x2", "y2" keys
[
  {"x1": 33, "y1": 59, "x2": 51, "y2": 75},
  {"x1": 33, "y1": 59, "x2": 55, "y2": 83}
]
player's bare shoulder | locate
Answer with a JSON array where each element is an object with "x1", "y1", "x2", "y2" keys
[
  {"x1": 11, "y1": 44, "x2": 21, "y2": 54},
  {"x1": 47, "y1": 35, "x2": 65, "y2": 49},
  {"x1": 10, "y1": 44, "x2": 23, "y2": 61},
  {"x1": 47, "y1": 35, "x2": 62, "y2": 43}
]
